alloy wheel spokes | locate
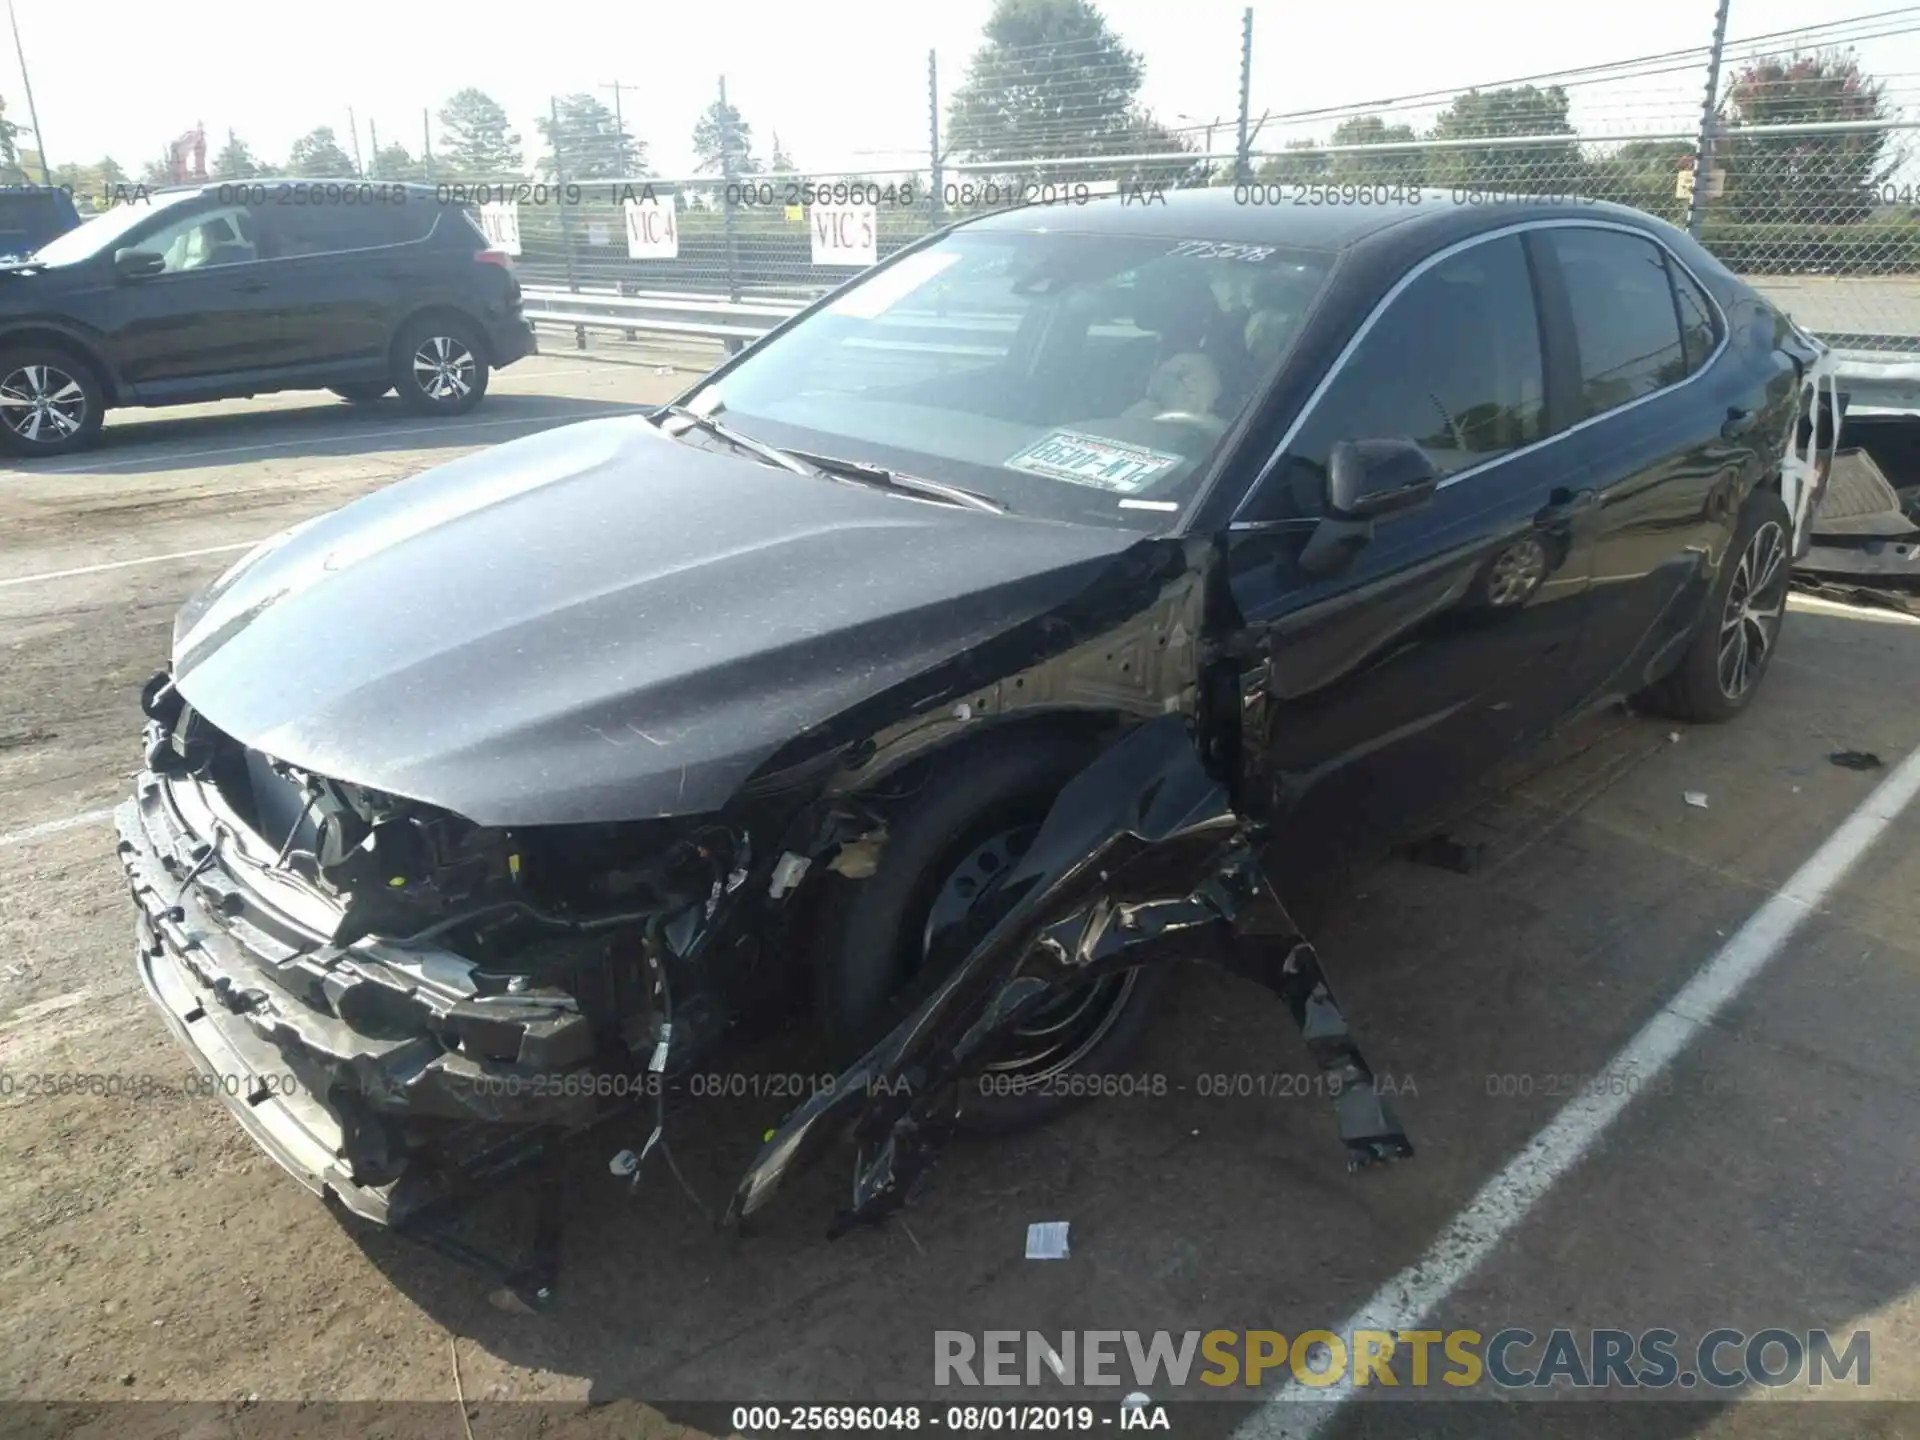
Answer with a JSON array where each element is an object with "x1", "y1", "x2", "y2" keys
[
  {"x1": 412, "y1": 338, "x2": 474, "y2": 401},
  {"x1": 0, "y1": 365, "x2": 87, "y2": 442}
]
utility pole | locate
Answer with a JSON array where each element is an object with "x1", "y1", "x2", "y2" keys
[
  {"x1": 600, "y1": 81, "x2": 636, "y2": 177},
  {"x1": 1686, "y1": 0, "x2": 1733, "y2": 239},
  {"x1": 346, "y1": 106, "x2": 365, "y2": 174},
  {"x1": 368, "y1": 118, "x2": 379, "y2": 178},
  {"x1": 6, "y1": 0, "x2": 52, "y2": 183},
  {"x1": 1234, "y1": 7, "x2": 1254, "y2": 184},
  {"x1": 928, "y1": 49, "x2": 943, "y2": 226},
  {"x1": 422, "y1": 109, "x2": 434, "y2": 180}
]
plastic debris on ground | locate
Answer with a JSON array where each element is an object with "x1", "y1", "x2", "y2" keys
[
  {"x1": 1025, "y1": 1222, "x2": 1070, "y2": 1260},
  {"x1": 1684, "y1": 792, "x2": 1709, "y2": 809},
  {"x1": 1829, "y1": 750, "x2": 1885, "y2": 771}
]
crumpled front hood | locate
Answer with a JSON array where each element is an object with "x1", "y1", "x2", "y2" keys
[{"x1": 171, "y1": 415, "x2": 1139, "y2": 826}]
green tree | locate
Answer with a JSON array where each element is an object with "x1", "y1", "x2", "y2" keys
[
  {"x1": 1429, "y1": 85, "x2": 1584, "y2": 196},
  {"x1": 769, "y1": 131, "x2": 795, "y2": 172},
  {"x1": 139, "y1": 157, "x2": 173, "y2": 186},
  {"x1": 211, "y1": 132, "x2": 263, "y2": 180},
  {"x1": 1717, "y1": 50, "x2": 1892, "y2": 224},
  {"x1": 0, "y1": 96, "x2": 21, "y2": 183},
  {"x1": 370, "y1": 142, "x2": 429, "y2": 181},
  {"x1": 945, "y1": 0, "x2": 1151, "y2": 181},
  {"x1": 437, "y1": 89, "x2": 523, "y2": 178},
  {"x1": 1256, "y1": 137, "x2": 1331, "y2": 184},
  {"x1": 537, "y1": 93, "x2": 645, "y2": 180},
  {"x1": 51, "y1": 156, "x2": 130, "y2": 211},
  {"x1": 1586, "y1": 138, "x2": 1691, "y2": 221},
  {"x1": 288, "y1": 126, "x2": 358, "y2": 178},
  {"x1": 692, "y1": 98, "x2": 759, "y2": 174},
  {"x1": 1324, "y1": 114, "x2": 1425, "y2": 186},
  {"x1": 1120, "y1": 110, "x2": 1204, "y2": 186}
]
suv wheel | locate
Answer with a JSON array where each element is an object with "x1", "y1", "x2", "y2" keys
[
  {"x1": 0, "y1": 347, "x2": 105, "y2": 457},
  {"x1": 391, "y1": 317, "x2": 489, "y2": 416}
]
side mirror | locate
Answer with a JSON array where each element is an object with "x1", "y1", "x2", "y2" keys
[
  {"x1": 113, "y1": 248, "x2": 166, "y2": 280},
  {"x1": 1327, "y1": 437, "x2": 1440, "y2": 520},
  {"x1": 1297, "y1": 438, "x2": 1440, "y2": 577}
]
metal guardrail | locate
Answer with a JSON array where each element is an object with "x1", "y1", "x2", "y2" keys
[{"x1": 521, "y1": 286, "x2": 804, "y2": 350}]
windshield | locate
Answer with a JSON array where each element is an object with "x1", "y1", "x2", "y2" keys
[
  {"x1": 687, "y1": 227, "x2": 1333, "y2": 530},
  {"x1": 28, "y1": 192, "x2": 202, "y2": 266}
]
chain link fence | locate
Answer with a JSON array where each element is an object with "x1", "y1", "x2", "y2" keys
[{"x1": 379, "y1": 7, "x2": 1920, "y2": 355}]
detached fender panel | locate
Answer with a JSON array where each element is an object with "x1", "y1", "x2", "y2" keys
[{"x1": 726, "y1": 714, "x2": 1413, "y2": 1232}]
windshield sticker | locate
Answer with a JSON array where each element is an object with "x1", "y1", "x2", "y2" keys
[
  {"x1": 1004, "y1": 431, "x2": 1185, "y2": 494},
  {"x1": 1166, "y1": 240, "x2": 1278, "y2": 262},
  {"x1": 824, "y1": 250, "x2": 964, "y2": 319}
]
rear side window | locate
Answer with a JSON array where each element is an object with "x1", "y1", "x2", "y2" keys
[
  {"x1": 1668, "y1": 260, "x2": 1720, "y2": 374},
  {"x1": 1256, "y1": 233, "x2": 1546, "y2": 517},
  {"x1": 256, "y1": 198, "x2": 435, "y2": 258},
  {"x1": 1547, "y1": 229, "x2": 1689, "y2": 420}
]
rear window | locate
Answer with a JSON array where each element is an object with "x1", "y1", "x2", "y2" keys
[{"x1": 0, "y1": 187, "x2": 81, "y2": 256}]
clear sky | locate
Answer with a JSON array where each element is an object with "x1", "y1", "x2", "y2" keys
[{"x1": 6, "y1": 0, "x2": 1916, "y2": 180}]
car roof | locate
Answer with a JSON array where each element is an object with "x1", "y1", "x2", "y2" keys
[
  {"x1": 958, "y1": 186, "x2": 1669, "y2": 253},
  {"x1": 149, "y1": 178, "x2": 451, "y2": 201}
]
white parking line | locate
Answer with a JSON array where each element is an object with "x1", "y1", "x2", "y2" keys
[
  {"x1": 23, "y1": 404, "x2": 645, "y2": 475},
  {"x1": 0, "y1": 807, "x2": 116, "y2": 848},
  {"x1": 1236, "y1": 738, "x2": 1920, "y2": 1439},
  {"x1": 0, "y1": 542, "x2": 259, "y2": 589}
]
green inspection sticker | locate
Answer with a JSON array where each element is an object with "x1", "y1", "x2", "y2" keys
[{"x1": 1003, "y1": 430, "x2": 1186, "y2": 494}]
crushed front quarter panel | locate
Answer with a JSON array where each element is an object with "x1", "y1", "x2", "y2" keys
[{"x1": 726, "y1": 714, "x2": 1413, "y2": 1233}]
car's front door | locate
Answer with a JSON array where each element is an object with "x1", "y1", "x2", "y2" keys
[
  {"x1": 1222, "y1": 229, "x2": 1596, "y2": 875},
  {"x1": 104, "y1": 201, "x2": 284, "y2": 390}
]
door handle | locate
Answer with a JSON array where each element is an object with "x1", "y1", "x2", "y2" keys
[
  {"x1": 1535, "y1": 486, "x2": 1597, "y2": 525},
  {"x1": 1722, "y1": 406, "x2": 1757, "y2": 439},
  {"x1": 231, "y1": 280, "x2": 269, "y2": 294}
]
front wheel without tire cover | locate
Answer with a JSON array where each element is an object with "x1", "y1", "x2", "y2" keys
[
  {"x1": 1637, "y1": 488, "x2": 1793, "y2": 724},
  {"x1": 0, "y1": 347, "x2": 105, "y2": 456},
  {"x1": 391, "y1": 317, "x2": 489, "y2": 415},
  {"x1": 815, "y1": 734, "x2": 1167, "y2": 1134}
]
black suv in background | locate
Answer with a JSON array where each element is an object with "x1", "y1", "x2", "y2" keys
[
  {"x1": 0, "y1": 180, "x2": 536, "y2": 457},
  {"x1": 0, "y1": 184, "x2": 82, "y2": 264}
]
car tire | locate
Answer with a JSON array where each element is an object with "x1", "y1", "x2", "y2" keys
[
  {"x1": 815, "y1": 732, "x2": 1167, "y2": 1135},
  {"x1": 389, "y1": 316, "x2": 489, "y2": 416},
  {"x1": 1637, "y1": 488, "x2": 1793, "y2": 724},
  {"x1": 330, "y1": 382, "x2": 393, "y2": 404},
  {"x1": 0, "y1": 345, "x2": 105, "y2": 457}
]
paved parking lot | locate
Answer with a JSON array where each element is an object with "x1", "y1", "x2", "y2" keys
[{"x1": 1, "y1": 343, "x2": 1916, "y2": 1439}]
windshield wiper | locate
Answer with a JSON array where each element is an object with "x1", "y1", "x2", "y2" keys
[
  {"x1": 653, "y1": 404, "x2": 815, "y2": 478},
  {"x1": 785, "y1": 450, "x2": 1008, "y2": 515}
]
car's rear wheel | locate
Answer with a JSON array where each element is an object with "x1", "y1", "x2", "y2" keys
[
  {"x1": 1638, "y1": 488, "x2": 1793, "y2": 723},
  {"x1": 330, "y1": 382, "x2": 393, "y2": 404},
  {"x1": 390, "y1": 316, "x2": 489, "y2": 416},
  {"x1": 0, "y1": 346, "x2": 105, "y2": 457},
  {"x1": 816, "y1": 734, "x2": 1166, "y2": 1134}
]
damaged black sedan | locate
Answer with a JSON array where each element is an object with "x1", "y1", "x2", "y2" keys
[{"x1": 119, "y1": 191, "x2": 1841, "y2": 1275}]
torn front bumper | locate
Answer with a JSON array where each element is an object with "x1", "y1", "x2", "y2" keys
[{"x1": 116, "y1": 768, "x2": 609, "y2": 1226}]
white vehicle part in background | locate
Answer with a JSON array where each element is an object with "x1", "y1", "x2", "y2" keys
[{"x1": 1780, "y1": 339, "x2": 1844, "y2": 559}]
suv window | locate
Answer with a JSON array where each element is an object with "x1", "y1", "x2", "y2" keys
[
  {"x1": 1669, "y1": 259, "x2": 1719, "y2": 374},
  {"x1": 1547, "y1": 228, "x2": 1689, "y2": 419},
  {"x1": 256, "y1": 200, "x2": 433, "y2": 258},
  {"x1": 138, "y1": 205, "x2": 259, "y2": 273},
  {"x1": 1252, "y1": 233, "x2": 1545, "y2": 520}
]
